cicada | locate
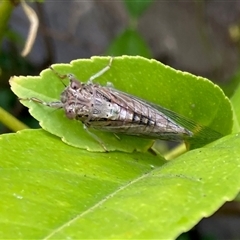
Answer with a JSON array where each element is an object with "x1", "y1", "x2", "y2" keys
[{"x1": 20, "y1": 58, "x2": 222, "y2": 150}]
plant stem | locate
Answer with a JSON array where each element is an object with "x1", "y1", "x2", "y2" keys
[
  {"x1": 0, "y1": 106, "x2": 28, "y2": 132},
  {"x1": 164, "y1": 143, "x2": 187, "y2": 160}
]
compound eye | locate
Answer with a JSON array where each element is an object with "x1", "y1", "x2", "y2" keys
[
  {"x1": 70, "y1": 79, "x2": 81, "y2": 90},
  {"x1": 65, "y1": 108, "x2": 76, "y2": 119}
]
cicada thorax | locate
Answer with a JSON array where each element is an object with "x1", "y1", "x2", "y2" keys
[{"x1": 60, "y1": 79, "x2": 94, "y2": 120}]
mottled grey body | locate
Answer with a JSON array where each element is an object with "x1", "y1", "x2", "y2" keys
[{"x1": 56, "y1": 77, "x2": 192, "y2": 141}]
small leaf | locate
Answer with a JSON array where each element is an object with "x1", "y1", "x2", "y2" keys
[
  {"x1": 124, "y1": 0, "x2": 154, "y2": 18},
  {"x1": 107, "y1": 29, "x2": 151, "y2": 58}
]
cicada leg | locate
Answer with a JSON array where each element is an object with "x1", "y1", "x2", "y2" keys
[
  {"x1": 87, "y1": 57, "x2": 113, "y2": 84},
  {"x1": 19, "y1": 97, "x2": 63, "y2": 109},
  {"x1": 83, "y1": 124, "x2": 108, "y2": 152}
]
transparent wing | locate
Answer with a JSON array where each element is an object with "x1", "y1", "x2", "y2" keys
[{"x1": 97, "y1": 85, "x2": 223, "y2": 144}]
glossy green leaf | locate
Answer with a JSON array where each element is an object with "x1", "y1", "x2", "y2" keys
[
  {"x1": 10, "y1": 56, "x2": 232, "y2": 151},
  {"x1": 0, "y1": 129, "x2": 240, "y2": 239}
]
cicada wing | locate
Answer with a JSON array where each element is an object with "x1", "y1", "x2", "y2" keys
[
  {"x1": 151, "y1": 104, "x2": 223, "y2": 142},
  {"x1": 99, "y1": 86, "x2": 223, "y2": 143}
]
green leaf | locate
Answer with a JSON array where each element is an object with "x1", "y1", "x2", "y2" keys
[
  {"x1": 107, "y1": 29, "x2": 152, "y2": 58},
  {"x1": 124, "y1": 0, "x2": 154, "y2": 18},
  {"x1": 220, "y1": 68, "x2": 240, "y2": 98},
  {"x1": 10, "y1": 56, "x2": 232, "y2": 151},
  {"x1": 231, "y1": 82, "x2": 240, "y2": 133},
  {"x1": 0, "y1": 129, "x2": 240, "y2": 239}
]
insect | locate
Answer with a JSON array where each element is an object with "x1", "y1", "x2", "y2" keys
[{"x1": 20, "y1": 58, "x2": 222, "y2": 150}]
